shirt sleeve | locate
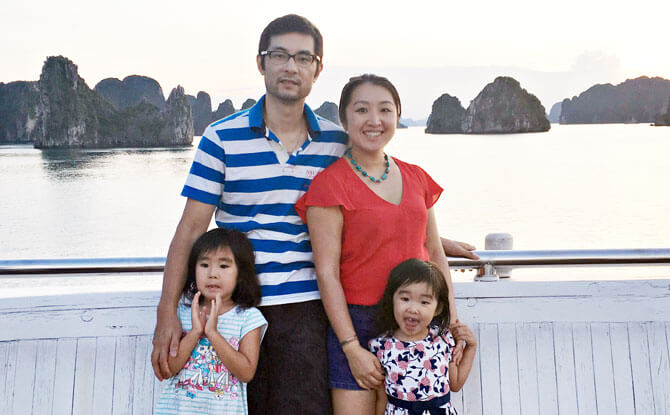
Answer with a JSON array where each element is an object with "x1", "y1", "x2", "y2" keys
[
  {"x1": 295, "y1": 163, "x2": 354, "y2": 223},
  {"x1": 241, "y1": 307, "x2": 269, "y2": 343},
  {"x1": 181, "y1": 128, "x2": 226, "y2": 206},
  {"x1": 412, "y1": 164, "x2": 443, "y2": 209},
  {"x1": 177, "y1": 302, "x2": 193, "y2": 333}
]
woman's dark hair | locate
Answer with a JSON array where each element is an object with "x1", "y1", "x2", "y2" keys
[
  {"x1": 377, "y1": 258, "x2": 451, "y2": 335},
  {"x1": 183, "y1": 228, "x2": 261, "y2": 309},
  {"x1": 338, "y1": 74, "x2": 402, "y2": 128},
  {"x1": 258, "y1": 14, "x2": 323, "y2": 70}
]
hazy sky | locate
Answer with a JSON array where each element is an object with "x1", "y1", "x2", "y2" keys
[{"x1": 1, "y1": 0, "x2": 668, "y2": 119}]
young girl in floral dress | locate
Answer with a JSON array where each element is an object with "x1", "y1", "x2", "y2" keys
[{"x1": 369, "y1": 259, "x2": 477, "y2": 415}]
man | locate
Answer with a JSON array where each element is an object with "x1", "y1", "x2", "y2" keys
[{"x1": 152, "y1": 14, "x2": 477, "y2": 415}]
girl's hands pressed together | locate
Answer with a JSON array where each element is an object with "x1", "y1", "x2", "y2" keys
[
  {"x1": 190, "y1": 292, "x2": 207, "y2": 336},
  {"x1": 205, "y1": 293, "x2": 223, "y2": 337}
]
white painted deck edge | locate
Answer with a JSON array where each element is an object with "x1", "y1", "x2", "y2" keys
[{"x1": 2, "y1": 278, "x2": 669, "y2": 414}]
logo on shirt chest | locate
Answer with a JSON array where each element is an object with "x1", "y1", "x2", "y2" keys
[{"x1": 305, "y1": 168, "x2": 319, "y2": 179}]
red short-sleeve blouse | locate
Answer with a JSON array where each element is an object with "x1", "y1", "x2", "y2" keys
[{"x1": 295, "y1": 157, "x2": 443, "y2": 305}]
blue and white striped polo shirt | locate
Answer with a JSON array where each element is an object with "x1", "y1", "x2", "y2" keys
[{"x1": 182, "y1": 95, "x2": 348, "y2": 306}]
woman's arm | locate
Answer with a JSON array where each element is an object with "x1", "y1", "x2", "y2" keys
[
  {"x1": 205, "y1": 296, "x2": 263, "y2": 383},
  {"x1": 306, "y1": 205, "x2": 384, "y2": 390},
  {"x1": 425, "y1": 207, "x2": 458, "y2": 322}
]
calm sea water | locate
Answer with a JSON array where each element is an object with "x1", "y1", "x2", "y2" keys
[{"x1": 1, "y1": 124, "x2": 669, "y2": 281}]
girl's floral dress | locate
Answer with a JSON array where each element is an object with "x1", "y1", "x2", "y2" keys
[{"x1": 369, "y1": 326, "x2": 457, "y2": 415}]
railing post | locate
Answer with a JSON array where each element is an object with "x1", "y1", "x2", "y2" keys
[
  {"x1": 475, "y1": 263, "x2": 499, "y2": 282},
  {"x1": 474, "y1": 233, "x2": 514, "y2": 281},
  {"x1": 485, "y1": 233, "x2": 513, "y2": 278}
]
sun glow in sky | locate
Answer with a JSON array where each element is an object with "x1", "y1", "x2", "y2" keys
[{"x1": 1, "y1": 0, "x2": 669, "y2": 119}]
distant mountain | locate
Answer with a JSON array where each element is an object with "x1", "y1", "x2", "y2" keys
[
  {"x1": 190, "y1": 91, "x2": 213, "y2": 135},
  {"x1": 33, "y1": 56, "x2": 192, "y2": 148},
  {"x1": 399, "y1": 117, "x2": 427, "y2": 127},
  {"x1": 314, "y1": 101, "x2": 340, "y2": 125},
  {"x1": 547, "y1": 102, "x2": 562, "y2": 123},
  {"x1": 0, "y1": 81, "x2": 40, "y2": 144},
  {"x1": 655, "y1": 97, "x2": 670, "y2": 126},
  {"x1": 425, "y1": 94, "x2": 466, "y2": 133},
  {"x1": 95, "y1": 76, "x2": 166, "y2": 111},
  {"x1": 211, "y1": 99, "x2": 235, "y2": 124},
  {"x1": 462, "y1": 77, "x2": 549, "y2": 133},
  {"x1": 426, "y1": 77, "x2": 549, "y2": 134},
  {"x1": 185, "y1": 95, "x2": 258, "y2": 136},
  {"x1": 241, "y1": 99, "x2": 256, "y2": 110},
  {"x1": 560, "y1": 76, "x2": 670, "y2": 124}
]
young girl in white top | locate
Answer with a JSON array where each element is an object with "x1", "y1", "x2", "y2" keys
[
  {"x1": 154, "y1": 228, "x2": 267, "y2": 415},
  {"x1": 369, "y1": 259, "x2": 476, "y2": 415}
]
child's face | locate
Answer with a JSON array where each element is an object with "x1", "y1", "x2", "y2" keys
[
  {"x1": 195, "y1": 246, "x2": 238, "y2": 303},
  {"x1": 392, "y1": 282, "x2": 439, "y2": 341}
]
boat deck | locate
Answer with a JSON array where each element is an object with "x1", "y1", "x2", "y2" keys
[{"x1": 2, "y1": 277, "x2": 669, "y2": 414}]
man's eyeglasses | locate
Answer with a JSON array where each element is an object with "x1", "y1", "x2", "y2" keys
[{"x1": 260, "y1": 50, "x2": 320, "y2": 67}]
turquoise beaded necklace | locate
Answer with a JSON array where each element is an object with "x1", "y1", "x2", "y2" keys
[{"x1": 345, "y1": 148, "x2": 390, "y2": 183}]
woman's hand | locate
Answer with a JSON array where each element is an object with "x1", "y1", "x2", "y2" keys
[
  {"x1": 450, "y1": 319, "x2": 468, "y2": 364},
  {"x1": 190, "y1": 292, "x2": 206, "y2": 336},
  {"x1": 441, "y1": 238, "x2": 479, "y2": 260},
  {"x1": 342, "y1": 342, "x2": 384, "y2": 390},
  {"x1": 451, "y1": 321, "x2": 477, "y2": 348},
  {"x1": 204, "y1": 293, "x2": 222, "y2": 338}
]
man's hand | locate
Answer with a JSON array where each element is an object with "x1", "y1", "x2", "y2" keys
[
  {"x1": 151, "y1": 307, "x2": 183, "y2": 381},
  {"x1": 441, "y1": 238, "x2": 479, "y2": 260}
]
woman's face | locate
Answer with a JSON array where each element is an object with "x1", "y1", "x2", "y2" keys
[{"x1": 343, "y1": 82, "x2": 398, "y2": 155}]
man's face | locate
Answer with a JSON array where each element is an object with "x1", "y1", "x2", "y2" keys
[{"x1": 257, "y1": 32, "x2": 322, "y2": 103}]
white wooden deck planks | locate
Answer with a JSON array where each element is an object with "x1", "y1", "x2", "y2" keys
[{"x1": 1, "y1": 279, "x2": 670, "y2": 414}]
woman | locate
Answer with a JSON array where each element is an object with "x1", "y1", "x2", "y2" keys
[{"x1": 295, "y1": 74, "x2": 460, "y2": 414}]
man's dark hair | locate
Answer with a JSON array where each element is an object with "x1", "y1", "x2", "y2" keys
[{"x1": 258, "y1": 14, "x2": 323, "y2": 70}]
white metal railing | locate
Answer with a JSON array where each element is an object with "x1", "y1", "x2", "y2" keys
[{"x1": 2, "y1": 248, "x2": 670, "y2": 280}]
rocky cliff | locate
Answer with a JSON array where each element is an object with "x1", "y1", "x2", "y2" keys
[
  {"x1": 191, "y1": 91, "x2": 213, "y2": 135},
  {"x1": 0, "y1": 81, "x2": 40, "y2": 143},
  {"x1": 654, "y1": 97, "x2": 670, "y2": 126},
  {"x1": 34, "y1": 56, "x2": 117, "y2": 148},
  {"x1": 32, "y1": 56, "x2": 192, "y2": 148},
  {"x1": 95, "y1": 76, "x2": 166, "y2": 111},
  {"x1": 314, "y1": 101, "x2": 340, "y2": 125},
  {"x1": 424, "y1": 94, "x2": 466, "y2": 133},
  {"x1": 212, "y1": 99, "x2": 235, "y2": 123},
  {"x1": 462, "y1": 77, "x2": 550, "y2": 133},
  {"x1": 241, "y1": 99, "x2": 256, "y2": 110},
  {"x1": 560, "y1": 76, "x2": 670, "y2": 124},
  {"x1": 547, "y1": 102, "x2": 562, "y2": 123},
  {"x1": 159, "y1": 86, "x2": 194, "y2": 145}
]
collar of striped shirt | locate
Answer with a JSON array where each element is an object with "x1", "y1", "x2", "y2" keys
[{"x1": 249, "y1": 95, "x2": 322, "y2": 140}]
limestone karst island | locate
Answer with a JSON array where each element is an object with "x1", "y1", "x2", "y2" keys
[{"x1": 2, "y1": 57, "x2": 670, "y2": 148}]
